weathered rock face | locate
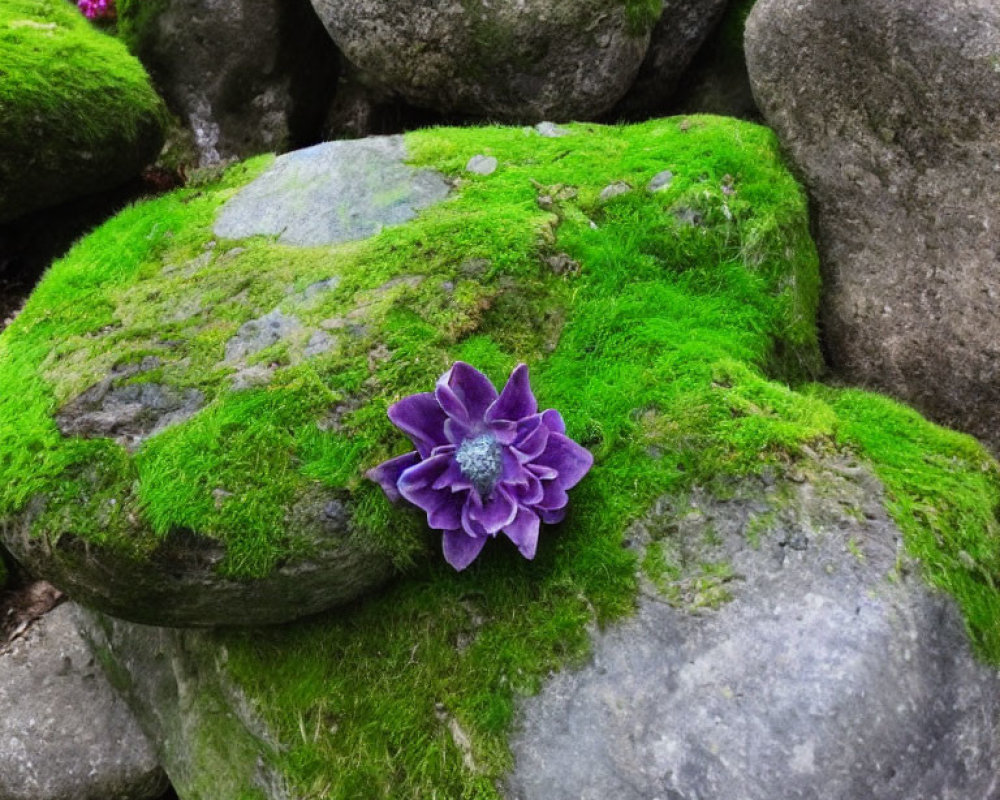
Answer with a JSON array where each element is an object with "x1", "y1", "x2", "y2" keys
[
  {"x1": 611, "y1": 0, "x2": 728, "y2": 119},
  {"x1": 119, "y1": 0, "x2": 339, "y2": 165},
  {"x1": 0, "y1": 0, "x2": 165, "y2": 222},
  {"x1": 745, "y1": 0, "x2": 1000, "y2": 450},
  {"x1": 506, "y1": 461, "x2": 1000, "y2": 800},
  {"x1": 308, "y1": 0, "x2": 652, "y2": 121},
  {"x1": 214, "y1": 136, "x2": 452, "y2": 246},
  {"x1": 0, "y1": 603, "x2": 167, "y2": 800},
  {"x1": 78, "y1": 609, "x2": 285, "y2": 800}
]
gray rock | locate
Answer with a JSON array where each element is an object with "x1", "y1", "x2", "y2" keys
[
  {"x1": 308, "y1": 0, "x2": 651, "y2": 121},
  {"x1": 506, "y1": 462, "x2": 1000, "y2": 799},
  {"x1": 224, "y1": 308, "x2": 302, "y2": 363},
  {"x1": 56, "y1": 362, "x2": 204, "y2": 451},
  {"x1": 745, "y1": 0, "x2": 1000, "y2": 451},
  {"x1": 120, "y1": 0, "x2": 339, "y2": 165},
  {"x1": 0, "y1": 604, "x2": 167, "y2": 800},
  {"x1": 77, "y1": 608, "x2": 285, "y2": 800},
  {"x1": 610, "y1": 0, "x2": 728, "y2": 118},
  {"x1": 214, "y1": 136, "x2": 451, "y2": 246},
  {"x1": 647, "y1": 169, "x2": 674, "y2": 192},
  {"x1": 534, "y1": 122, "x2": 570, "y2": 139},
  {"x1": 4, "y1": 489, "x2": 396, "y2": 627},
  {"x1": 465, "y1": 155, "x2": 498, "y2": 176},
  {"x1": 599, "y1": 181, "x2": 633, "y2": 202}
]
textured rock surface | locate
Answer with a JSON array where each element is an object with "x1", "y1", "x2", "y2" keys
[
  {"x1": 308, "y1": 0, "x2": 651, "y2": 121},
  {"x1": 612, "y1": 0, "x2": 728, "y2": 118},
  {"x1": 214, "y1": 136, "x2": 450, "y2": 246},
  {"x1": 78, "y1": 608, "x2": 284, "y2": 800},
  {"x1": 506, "y1": 461, "x2": 1000, "y2": 799},
  {"x1": 0, "y1": 604, "x2": 167, "y2": 800},
  {"x1": 119, "y1": 0, "x2": 339, "y2": 165},
  {"x1": 745, "y1": 0, "x2": 1000, "y2": 450}
]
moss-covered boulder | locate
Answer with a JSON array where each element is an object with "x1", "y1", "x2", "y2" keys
[
  {"x1": 0, "y1": 0, "x2": 165, "y2": 222},
  {"x1": 12, "y1": 116, "x2": 992, "y2": 798},
  {"x1": 0, "y1": 116, "x2": 824, "y2": 627}
]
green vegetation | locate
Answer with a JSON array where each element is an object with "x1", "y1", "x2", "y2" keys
[
  {"x1": 819, "y1": 388, "x2": 1000, "y2": 659},
  {"x1": 622, "y1": 0, "x2": 663, "y2": 34},
  {"x1": 2, "y1": 115, "x2": 998, "y2": 798},
  {"x1": 0, "y1": 0, "x2": 166, "y2": 220}
]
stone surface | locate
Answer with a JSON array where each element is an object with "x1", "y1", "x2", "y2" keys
[
  {"x1": 506, "y1": 461, "x2": 1000, "y2": 800},
  {"x1": 121, "y1": 0, "x2": 339, "y2": 166},
  {"x1": 465, "y1": 155, "x2": 498, "y2": 176},
  {"x1": 308, "y1": 0, "x2": 651, "y2": 121},
  {"x1": 78, "y1": 608, "x2": 285, "y2": 800},
  {"x1": 214, "y1": 136, "x2": 451, "y2": 246},
  {"x1": 611, "y1": 0, "x2": 728, "y2": 118},
  {"x1": 0, "y1": 604, "x2": 167, "y2": 800},
  {"x1": 745, "y1": 0, "x2": 1000, "y2": 450}
]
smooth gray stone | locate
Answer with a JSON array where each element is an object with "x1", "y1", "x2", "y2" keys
[
  {"x1": 506, "y1": 463, "x2": 1000, "y2": 800},
  {"x1": 214, "y1": 136, "x2": 450, "y2": 246},
  {"x1": 0, "y1": 604, "x2": 167, "y2": 800}
]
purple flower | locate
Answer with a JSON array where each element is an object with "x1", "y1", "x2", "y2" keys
[
  {"x1": 77, "y1": 0, "x2": 115, "y2": 19},
  {"x1": 367, "y1": 362, "x2": 593, "y2": 570}
]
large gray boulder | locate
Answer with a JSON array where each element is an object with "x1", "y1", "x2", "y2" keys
[
  {"x1": 506, "y1": 461, "x2": 1000, "y2": 799},
  {"x1": 308, "y1": 0, "x2": 653, "y2": 121},
  {"x1": 119, "y1": 0, "x2": 339, "y2": 165},
  {"x1": 745, "y1": 0, "x2": 1000, "y2": 451},
  {"x1": 0, "y1": 604, "x2": 167, "y2": 800}
]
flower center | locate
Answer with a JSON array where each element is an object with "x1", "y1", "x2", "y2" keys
[{"x1": 456, "y1": 434, "x2": 503, "y2": 497}]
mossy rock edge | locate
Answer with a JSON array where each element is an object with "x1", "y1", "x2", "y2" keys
[{"x1": 0, "y1": 0, "x2": 166, "y2": 222}]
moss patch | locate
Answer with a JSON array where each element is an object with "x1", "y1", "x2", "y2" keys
[{"x1": 0, "y1": 0, "x2": 166, "y2": 221}]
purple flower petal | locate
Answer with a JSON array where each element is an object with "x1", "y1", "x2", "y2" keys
[
  {"x1": 513, "y1": 471, "x2": 545, "y2": 506},
  {"x1": 461, "y1": 494, "x2": 490, "y2": 538},
  {"x1": 431, "y1": 459, "x2": 473, "y2": 492},
  {"x1": 503, "y1": 507, "x2": 540, "y2": 559},
  {"x1": 443, "y1": 530, "x2": 488, "y2": 571},
  {"x1": 435, "y1": 362, "x2": 498, "y2": 426},
  {"x1": 428, "y1": 493, "x2": 464, "y2": 530},
  {"x1": 535, "y1": 432, "x2": 593, "y2": 490},
  {"x1": 512, "y1": 414, "x2": 550, "y2": 462},
  {"x1": 540, "y1": 508, "x2": 566, "y2": 525},
  {"x1": 388, "y1": 393, "x2": 449, "y2": 458},
  {"x1": 397, "y1": 453, "x2": 455, "y2": 513},
  {"x1": 537, "y1": 478, "x2": 569, "y2": 511},
  {"x1": 468, "y1": 485, "x2": 518, "y2": 534},
  {"x1": 541, "y1": 408, "x2": 566, "y2": 435},
  {"x1": 365, "y1": 451, "x2": 420, "y2": 503},
  {"x1": 487, "y1": 364, "x2": 537, "y2": 422}
]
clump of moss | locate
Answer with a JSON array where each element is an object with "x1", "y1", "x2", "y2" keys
[{"x1": 0, "y1": 0, "x2": 166, "y2": 221}]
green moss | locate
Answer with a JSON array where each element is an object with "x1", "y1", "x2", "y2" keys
[
  {"x1": 0, "y1": 0, "x2": 166, "y2": 220},
  {"x1": 621, "y1": 0, "x2": 662, "y2": 35},
  {"x1": 114, "y1": 0, "x2": 169, "y2": 54},
  {"x1": 817, "y1": 387, "x2": 1000, "y2": 660}
]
